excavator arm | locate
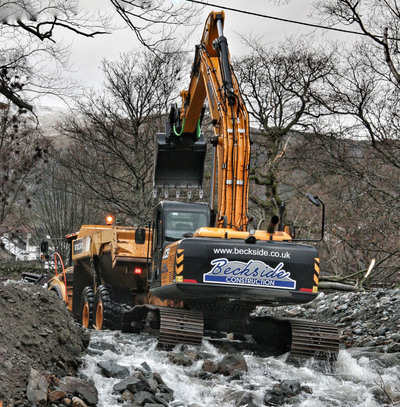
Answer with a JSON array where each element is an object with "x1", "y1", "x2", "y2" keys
[{"x1": 154, "y1": 11, "x2": 251, "y2": 231}]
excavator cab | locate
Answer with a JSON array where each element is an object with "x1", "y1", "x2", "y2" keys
[{"x1": 149, "y1": 200, "x2": 211, "y2": 289}]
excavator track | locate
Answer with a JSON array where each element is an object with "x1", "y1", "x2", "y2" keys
[
  {"x1": 287, "y1": 318, "x2": 339, "y2": 363},
  {"x1": 121, "y1": 305, "x2": 204, "y2": 347},
  {"x1": 123, "y1": 305, "x2": 339, "y2": 362},
  {"x1": 158, "y1": 307, "x2": 204, "y2": 347}
]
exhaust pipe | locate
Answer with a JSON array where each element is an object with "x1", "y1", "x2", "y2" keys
[{"x1": 267, "y1": 215, "x2": 279, "y2": 233}]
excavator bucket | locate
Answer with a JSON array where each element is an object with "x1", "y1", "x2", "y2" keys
[{"x1": 153, "y1": 133, "x2": 207, "y2": 191}]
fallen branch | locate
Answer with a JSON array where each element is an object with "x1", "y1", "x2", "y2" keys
[{"x1": 318, "y1": 281, "x2": 358, "y2": 292}]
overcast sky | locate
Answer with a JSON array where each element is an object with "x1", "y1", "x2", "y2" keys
[{"x1": 44, "y1": 0, "x2": 353, "y2": 107}]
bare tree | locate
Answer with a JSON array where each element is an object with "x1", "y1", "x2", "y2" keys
[
  {"x1": 313, "y1": 0, "x2": 400, "y2": 86},
  {"x1": 0, "y1": 0, "x2": 199, "y2": 111},
  {"x1": 285, "y1": 128, "x2": 400, "y2": 286},
  {"x1": 56, "y1": 48, "x2": 186, "y2": 224},
  {"x1": 29, "y1": 154, "x2": 104, "y2": 263},
  {"x1": 233, "y1": 37, "x2": 336, "y2": 223},
  {"x1": 0, "y1": 105, "x2": 49, "y2": 233},
  {"x1": 109, "y1": 0, "x2": 200, "y2": 52},
  {"x1": 0, "y1": 1, "x2": 115, "y2": 111}
]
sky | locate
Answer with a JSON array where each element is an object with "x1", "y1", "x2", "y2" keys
[{"x1": 43, "y1": 0, "x2": 354, "y2": 107}]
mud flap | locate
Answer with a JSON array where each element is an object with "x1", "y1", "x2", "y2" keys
[{"x1": 153, "y1": 133, "x2": 207, "y2": 190}]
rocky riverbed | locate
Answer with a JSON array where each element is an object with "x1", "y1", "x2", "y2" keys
[
  {"x1": 0, "y1": 275, "x2": 400, "y2": 406},
  {"x1": 258, "y1": 289, "x2": 400, "y2": 352}
]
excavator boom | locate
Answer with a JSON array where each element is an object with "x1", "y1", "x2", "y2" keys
[{"x1": 153, "y1": 11, "x2": 250, "y2": 231}]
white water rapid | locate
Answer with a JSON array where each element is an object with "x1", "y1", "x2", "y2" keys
[{"x1": 80, "y1": 331, "x2": 400, "y2": 406}]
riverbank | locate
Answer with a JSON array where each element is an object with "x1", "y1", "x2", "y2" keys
[{"x1": 1, "y1": 273, "x2": 400, "y2": 406}]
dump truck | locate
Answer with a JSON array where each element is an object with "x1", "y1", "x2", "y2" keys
[{"x1": 47, "y1": 223, "x2": 151, "y2": 330}]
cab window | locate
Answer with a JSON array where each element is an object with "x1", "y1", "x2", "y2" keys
[{"x1": 165, "y1": 211, "x2": 208, "y2": 240}]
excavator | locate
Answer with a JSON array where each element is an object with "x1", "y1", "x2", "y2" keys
[{"x1": 121, "y1": 11, "x2": 339, "y2": 362}]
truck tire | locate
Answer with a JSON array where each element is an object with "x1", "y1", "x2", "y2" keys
[
  {"x1": 94, "y1": 285, "x2": 134, "y2": 331},
  {"x1": 50, "y1": 285, "x2": 64, "y2": 301},
  {"x1": 80, "y1": 286, "x2": 95, "y2": 329}
]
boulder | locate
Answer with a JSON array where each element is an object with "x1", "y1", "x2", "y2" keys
[
  {"x1": 202, "y1": 359, "x2": 219, "y2": 374},
  {"x1": 26, "y1": 368, "x2": 48, "y2": 405},
  {"x1": 218, "y1": 354, "x2": 248, "y2": 376},
  {"x1": 279, "y1": 380, "x2": 302, "y2": 397},
  {"x1": 97, "y1": 360, "x2": 129, "y2": 379},
  {"x1": 133, "y1": 390, "x2": 155, "y2": 405},
  {"x1": 58, "y1": 376, "x2": 98, "y2": 406},
  {"x1": 168, "y1": 353, "x2": 194, "y2": 367}
]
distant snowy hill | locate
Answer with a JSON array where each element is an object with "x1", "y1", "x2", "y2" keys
[{"x1": 36, "y1": 105, "x2": 70, "y2": 138}]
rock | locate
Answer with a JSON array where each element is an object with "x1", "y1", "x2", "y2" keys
[
  {"x1": 148, "y1": 378, "x2": 158, "y2": 393},
  {"x1": 202, "y1": 359, "x2": 219, "y2": 374},
  {"x1": 114, "y1": 377, "x2": 142, "y2": 393},
  {"x1": 387, "y1": 343, "x2": 400, "y2": 353},
  {"x1": 347, "y1": 348, "x2": 400, "y2": 368},
  {"x1": 279, "y1": 380, "x2": 302, "y2": 397},
  {"x1": 301, "y1": 385, "x2": 313, "y2": 394},
  {"x1": 58, "y1": 329, "x2": 71, "y2": 345},
  {"x1": 227, "y1": 372, "x2": 244, "y2": 382},
  {"x1": 114, "y1": 374, "x2": 152, "y2": 394},
  {"x1": 154, "y1": 395, "x2": 170, "y2": 407},
  {"x1": 197, "y1": 352, "x2": 215, "y2": 360},
  {"x1": 97, "y1": 360, "x2": 129, "y2": 379},
  {"x1": 122, "y1": 390, "x2": 135, "y2": 402},
  {"x1": 286, "y1": 307, "x2": 303, "y2": 317},
  {"x1": 168, "y1": 353, "x2": 194, "y2": 367},
  {"x1": 58, "y1": 377, "x2": 98, "y2": 406},
  {"x1": 89, "y1": 342, "x2": 117, "y2": 353},
  {"x1": 218, "y1": 354, "x2": 248, "y2": 376},
  {"x1": 236, "y1": 392, "x2": 257, "y2": 407},
  {"x1": 26, "y1": 368, "x2": 48, "y2": 405},
  {"x1": 48, "y1": 389, "x2": 67, "y2": 402},
  {"x1": 72, "y1": 396, "x2": 87, "y2": 407},
  {"x1": 141, "y1": 362, "x2": 151, "y2": 372},
  {"x1": 152, "y1": 372, "x2": 166, "y2": 386},
  {"x1": 377, "y1": 326, "x2": 388, "y2": 336},
  {"x1": 263, "y1": 380, "x2": 304, "y2": 406},
  {"x1": 263, "y1": 387, "x2": 285, "y2": 406},
  {"x1": 133, "y1": 390, "x2": 155, "y2": 404},
  {"x1": 157, "y1": 384, "x2": 174, "y2": 396}
]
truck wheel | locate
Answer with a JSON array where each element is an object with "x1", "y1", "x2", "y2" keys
[
  {"x1": 94, "y1": 285, "x2": 134, "y2": 331},
  {"x1": 50, "y1": 285, "x2": 64, "y2": 301},
  {"x1": 79, "y1": 286, "x2": 95, "y2": 329}
]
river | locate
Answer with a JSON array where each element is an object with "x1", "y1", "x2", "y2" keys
[{"x1": 80, "y1": 331, "x2": 400, "y2": 406}]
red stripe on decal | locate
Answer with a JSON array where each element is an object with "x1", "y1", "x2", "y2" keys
[
  {"x1": 183, "y1": 279, "x2": 198, "y2": 283},
  {"x1": 299, "y1": 288, "x2": 313, "y2": 292}
]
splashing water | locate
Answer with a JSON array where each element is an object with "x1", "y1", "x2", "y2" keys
[{"x1": 79, "y1": 331, "x2": 400, "y2": 406}]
